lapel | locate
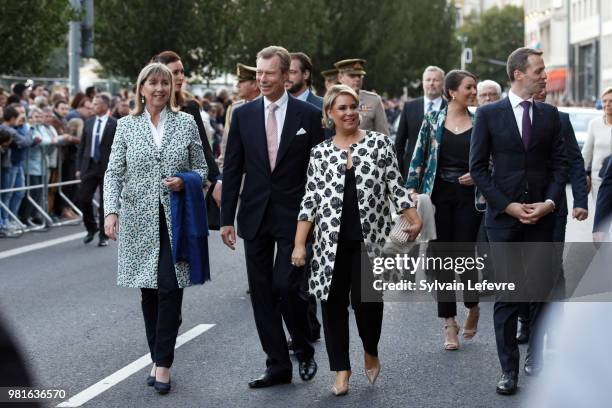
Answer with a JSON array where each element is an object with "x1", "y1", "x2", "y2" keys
[
  {"x1": 137, "y1": 113, "x2": 159, "y2": 160},
  {"x1": 529, "y1": 101, "x2": 544, "y2": 150},
  {"x1": 274, "y1": 96, "x2": 301, "y2": 172},
  {"x1": 252, "y1": 98, "x2": 271, "y2": 174},
  {"x1": 414, "y1": 97, "x2": 424, "y2": 122},
  {"x1": 161, "y1": 110, "x2": 176, "y2": 152},
  {"x1": 500, "y1": 97, "x2": 524, "y2": 150}
]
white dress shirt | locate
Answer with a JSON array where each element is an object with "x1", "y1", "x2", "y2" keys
[
  {"x1": 90, "y1": 112, "x2": 110, "y2": 158},
  {"x1": 423, "y1": 96, "x2": 443, "y2": 113},
  {"x1": 263, "y1": 91, "x2": 289, "y2": 148},
  {"x1": 144, "y1": 107, "x2": 167, "y2": 149},
  {"x1": 507, "y1": 89, "x2": 533, "y2": 138},
  {"x1": 507, "y1": 90, "x2": 555, "y2": 207}
]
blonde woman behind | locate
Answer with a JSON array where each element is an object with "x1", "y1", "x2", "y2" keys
[{"x1": 582, "y1": 87, "x2": 612, "y2": 200}]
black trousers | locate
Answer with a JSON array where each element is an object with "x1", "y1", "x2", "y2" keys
[
  {"x1": 430, "y1": 179, "x2": 482, "y2": 318},
  {"x1": 77, "y1": 162, "x2": 106, "y2": 238},
  {"x1": 140, "y1": 204, "x2": 183, "y2": 368},
  {"x1": 487, "y1": 218, "x2": 555, "y2": 373},
  {"x1": 243, "y1": 206, "x2": 314, "y2": 377},
  {"x1": 321, "y1": 240, "x2": 383, "y2": 372}
]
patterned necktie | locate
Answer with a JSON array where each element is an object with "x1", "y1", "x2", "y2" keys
[
  {"x1": 93, "y1": 118, "x2": 102, "y2": 162},
  {"x1": 427, "y1": 100, "x2": 434, "y2": 113},
  {"x1": 266, "y1": 103, "x2": 279, "y2": 171},
  {"x1": 519, "y1": 100, "x2": 531, "y2": 149}
]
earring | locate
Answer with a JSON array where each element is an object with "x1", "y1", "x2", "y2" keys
[
  {"x1": 141, "y1": 96, "x2": 145, "y2": 103},
  {"x1": 452, "y1": 95, "x2": 456, "y2": 100},
  {"x1": 326, "y1": 118, "x2": 335, "y2": 129}
]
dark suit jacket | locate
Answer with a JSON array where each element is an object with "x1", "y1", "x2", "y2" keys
[
  {"x1": 221, "y1": 95, "x2": 325, "y2": 240},
  {"x1": 395, "y1": 97, "x2": 447, "y2": 178},
  {"x1": 469, "y1": 97, "x2": 568, "y2": 229},
  {"x1": 558, "y1": 111, "x2": 588, "y2": 217},
  {"x1": 306, "y1": 91, "x2": 323, "y2": 110},
  {"x1": 76, "y1": 115, "x2": 117, "y2": 175},
  {"x1": 181, "y1": 101, "x2": 220, "y2": 184},
  {"x1": 594, "y1": 160, "x2": 612, "y2": 233}
]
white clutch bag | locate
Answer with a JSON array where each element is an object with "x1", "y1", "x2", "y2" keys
[{"x1": 389, "y1": 214, "x2": 413, "y2": 244}]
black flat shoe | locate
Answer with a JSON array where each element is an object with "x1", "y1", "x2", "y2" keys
[
  {"x1": 98, "y1": 237, "x2": 109, "y2": 247},
  {"x1": 154, "y1": 379, "x2": 171, "y2": 394},
  {"x1": 146, "y1": 375, "x2": 155, "y2": 386},
  {"x1": 248, "y1": 373, "x2": 292, "y2": 388},
  {"x1": 496, "y1": 371, "x2": 518, "y2": 395},
  {"x1": 299, "y1": 357, "x2": 317, "y2": 381}
]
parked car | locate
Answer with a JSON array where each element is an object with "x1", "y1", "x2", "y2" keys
[{"x1": 557, "y1": 107, "x2": 601, "y2": 150}]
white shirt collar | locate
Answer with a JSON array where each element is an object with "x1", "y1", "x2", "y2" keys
[
  {"x1": 294, "y1": 88, "x2": 310, "y2": 102},
  {"x1": 424, "y1": 95, "x2": 443, "y2": 105},
  {"x1": 508, "y1": 89, "x2": 533, "y2": 108},
  {"x1": 96, "y1": 111, "x2": 110, "y2": 121},
  {"x1": 144, "y1": 106, "x2": 167, "y2": 123},
  {"x1": 264, "y1": 91, "x2": 289, "y2": 111}
]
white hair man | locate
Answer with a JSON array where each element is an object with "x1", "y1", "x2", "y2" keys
[{"x1": 477, "y1": 80, "x2": 502, "y2": 106}]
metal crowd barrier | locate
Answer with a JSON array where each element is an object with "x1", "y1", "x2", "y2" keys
[{"x1": 0, "y1": 142, "x2": 98, "y2": 237}]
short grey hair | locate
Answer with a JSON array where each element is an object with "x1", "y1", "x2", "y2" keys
[
  {"x1": 422, "y1": 65, "x2": 445, "y2": 78},
  {"x1": 477, "y1": 80, "x2": 502, "y2": 96}
]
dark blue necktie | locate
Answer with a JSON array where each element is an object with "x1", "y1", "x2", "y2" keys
[
  {"x1": 519, "y1": 100, "x2": 531, "y2": 149},
  {"x1": 93, "y1": 118, "x2": 102, "y2": 162},
  {"x1": 427, "y1": 100, "x2": 434, "y2": 113}
]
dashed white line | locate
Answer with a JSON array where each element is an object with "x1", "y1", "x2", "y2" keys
[{"x1": 57, "y1": 324, "x2": 215, "y2": 407}]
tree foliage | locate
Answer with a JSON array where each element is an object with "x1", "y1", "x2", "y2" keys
[
  {"x1": 94, "y1": 0, "x2": 237, "y2": 80},
  {"x1": 226, "y1": 0, "x2": 459, "y2": 96},
  {"x1": 0, "y1": 0, "x2": 74, "y2": 75},
  {"x1": 458, "y1": 5, "x2": 524, "y2": 88}
]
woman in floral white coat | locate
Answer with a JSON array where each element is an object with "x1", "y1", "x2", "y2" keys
[
  {"x1": 291, "y1": 85, "x2": 421, "y2": 396},
  {"x1": 104, "y1": 63, "x2": 207, "y2": 394}
]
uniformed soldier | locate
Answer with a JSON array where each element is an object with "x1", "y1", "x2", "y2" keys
[
  {"x1": 218, "y1": 63, "x2": 261, "y2": 170},
  {"x1": 321, "y1": 68, "x2": 339, "y2": 92},
  {"x1": 334, "y1": 59, "x2": 389, "y2": 135}
]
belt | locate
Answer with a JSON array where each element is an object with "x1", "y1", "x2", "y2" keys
[{"x1": 437, "y1": 167, "x2": 468, "y2": 184}]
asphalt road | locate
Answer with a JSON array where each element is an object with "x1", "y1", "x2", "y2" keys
[{"x1": 0, "y1": 186, "x2": 597, "y2": 408}]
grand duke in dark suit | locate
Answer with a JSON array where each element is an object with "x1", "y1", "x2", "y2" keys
[
  {"x1": 469, "y1": 48, "x2": 568, "y2": 395},
  {"x1": 221, "y1": 47, "x2": 325, "y2": 388},
  {"x1": 76, "y1": 96, "x2": 117, "y2": 246}
]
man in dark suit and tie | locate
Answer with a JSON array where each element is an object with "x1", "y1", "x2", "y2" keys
[
  {"x1": 76, "y1": 93, "x2": 117, "y2": 247},
  {"x1": 221, "y1": 46, "x2": 325, "y2": 388},
  {"x1": 470, "y1": 47, "x2": 568, "y2": 395},
  {"x1": 395, "y1": 65, "x2": 447, "y2": 178}
]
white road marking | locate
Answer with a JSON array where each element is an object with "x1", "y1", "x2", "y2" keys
[
  {"x1": 57, "y1": 324, "x2": 215, "y2": 407},
  {"x1": 0, "y1": 232, "x2": 87, "y2": 260}
]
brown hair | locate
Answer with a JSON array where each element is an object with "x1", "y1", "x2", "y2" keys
[
  {"x1": 131, "y1": 63, "x2": 179, "y2": 116},
  {"x1": 151, "y1": 50, "x2": 186, "y2": 106},
  {"x1": 290, "y1": 52, "x2": 313, "y2": 87},
  {"x1": 506, "y1": 47, "x2": 543, "y2": 82},
  {"x1": 256, "y1": 46, "x2": 291, "y2": 73},
  {"x1": 444, "y1": 69, "x2": 478, "y2": 100}
]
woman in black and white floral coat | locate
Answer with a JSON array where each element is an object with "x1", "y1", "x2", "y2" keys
[{"x1": 291, "y1": 85, "x2": 421, "y2": 396}]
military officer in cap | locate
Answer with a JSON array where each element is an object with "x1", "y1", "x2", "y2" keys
[
  {"x1": 219, "y1": 63, "x2": 261, "y2": 170},
  {"x1": 334, "y1": 58, "x2": 389, "y2": 135},
  {"x1": 321, "y1": 68, "x2": 339, "y2": 92}
]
